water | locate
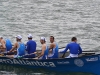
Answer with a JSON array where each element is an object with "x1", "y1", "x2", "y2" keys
[
  {"x1": 0, "y1": 0, "x2": 100, "y2": 74},
  {"x1": 0, "y1": 65, "x2": 93, "y2": 75}
]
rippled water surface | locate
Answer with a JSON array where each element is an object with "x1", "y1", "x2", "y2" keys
[
  {"x1": 0, "y1": 0, "x2": 100, "y2": 74},
  {"x1": 0, "y1": 65, "x2": 94, "y2": 75}
]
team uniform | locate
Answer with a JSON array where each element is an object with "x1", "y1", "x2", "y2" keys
[
  {"x1": 60, "y1": 42, "x2": 82, "y2": 58},
  {"x1": 5, "y1": 39, "x2": 12, "y2": 51},
  {"x1": 0, "y1": 39, "x2": 12, "y2": 53},
  {"x1": 14, "y1": 42, "x2": 25, "y2": 58},
  {"x1": 39, "y1": 46, "x2": 49, "y2": 59},
  {"x1": 24, "y1": 40, "x2": 37, "y2": 58},
  {"x1": 48, "y1": 43, "x2": 59, "y2": 58}
]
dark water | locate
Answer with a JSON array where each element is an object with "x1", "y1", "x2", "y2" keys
[{"x1": 0, "y1": 65, "x2": 94, "y2": 75}]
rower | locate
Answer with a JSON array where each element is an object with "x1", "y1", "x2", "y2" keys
[
  {"x1": 24, "y1": 34, "x2": 37, "y2": 58},
  {"x1": 35, "y1": 37, "x2": 48, "y2": 59},
  {"x1": 60, "y1": 37, "x2": 82, "y2": 58},
  {"x1": 48, "y1": 36, "x2": 59, "y2": 59},
  {"x1": 7, "y1": 35, "x2": 25, "y2": 58},
  {"x1": 0, "y1": 36, "x2": 6, "y2": 52},
  {"x1": 0, "y1": 36, "x2": 12, "y2": 53}
]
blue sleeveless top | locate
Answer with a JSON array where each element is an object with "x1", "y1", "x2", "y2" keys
[
  {"x1": 48, "y1": 43, "x2": 59, "y2": 58},
  {"x1": 17, "y1": 42, "x2": 25, "y2": 56},
  {"x1": 5, "y1": 39, "x2": 12, "y2": 51},
  {"x1": 40, "y1": 46, "x2": 49, "y2": 59}
]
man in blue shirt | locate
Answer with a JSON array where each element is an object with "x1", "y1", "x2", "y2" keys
[
  {"x1": 60, "y1": 37, "x2": 82, "y2": 58},
  {"x1": 24, "y1": 34, "x2": 37, "y2": 58}
]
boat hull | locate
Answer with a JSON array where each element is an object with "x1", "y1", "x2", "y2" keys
[{"x1": 0, "y1": 54, "x2": 100, "y2": 75}]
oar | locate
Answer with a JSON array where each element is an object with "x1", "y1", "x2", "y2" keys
[
  {"x1": 62, "y1": 52, "x2": 66, "y2": 58},
  {"x1": 82, "y1": 50, "x2": 99, "y2": 52},
  {"x1": 59, "y1": 47, "x2": 65, "y2": 49}
]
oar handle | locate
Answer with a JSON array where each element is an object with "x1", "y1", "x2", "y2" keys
[{"x1": 59, "y1": 47, "x2": 65, "y2": 49}]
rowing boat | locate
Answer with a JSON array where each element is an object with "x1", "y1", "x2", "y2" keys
[{"x1": 0, "y1": 52, "x2": 100, "y2": 75}]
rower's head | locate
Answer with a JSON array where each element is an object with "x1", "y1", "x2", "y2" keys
[
  {"x1": 0, "y1": 36, "x2": 3, "y2": 41},
  {"x1": 71, "y1": 37, "x2": 77, "y2": 42},
  {"x1": 15, "y1": 35, "x2": 22, "y2": 41},
  {"x1": 50, "y1": 36, "x2": 54, "y2": 43},
  {"x1": 28, "y1": 34, "x2": 32, "y2": 40},
  {"x1": 40, "y1": 37, "x2": 46, "y2": 44}
]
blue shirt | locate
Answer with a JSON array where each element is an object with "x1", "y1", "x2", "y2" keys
[
  {"x1": 61, "y1": 42, "x2": 82, "y2": 54},
  {"x1": 17, "y1": 42, "x2": 25, "y2": 56},
  {"x1": 26, "y1": 40, "x2": 37, "y2": 54},
  {"x1": 5, "y1": 39, "x2": 12, "y2": 51}
]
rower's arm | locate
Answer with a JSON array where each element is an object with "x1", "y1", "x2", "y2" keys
[
  {"x1": 78, "y1": 45, "x2": 82, "y2": 54},
  {"x1": 60, "y1": 44, "x2": 69, "y2": 53},
  {"x1": 1, "y1": 41, "x2": 6, "y2": 49},
  {"x1": 38, "y1": 45, "x2": 46, "y2": 58},
  {"x1": 0, "y1": 41, "x2": 6, "y2": 52},
  {"x1": 9, "y1": 43, "x2": 17, "y2": 52},
  {"x1": 49, "y1": 43, "x2": 53, "y2": 50}
]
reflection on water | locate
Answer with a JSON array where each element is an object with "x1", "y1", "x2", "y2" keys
[{"x1": 0, "y1": 65, "x2": 94, "y2": 75}]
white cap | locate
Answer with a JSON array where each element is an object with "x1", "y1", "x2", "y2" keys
[
  {"x1": 15, "y1": 35, "x2": 22, "y2": 39},
  {"x1": 40, "y1": 37, "x2": 47, "y2": 42},
  {"x1": 28, "y1": 34, "x2": 33, "y2": 38},
  {"x1": 0, "y1": 36, "x2": 3, "y2": 39}
]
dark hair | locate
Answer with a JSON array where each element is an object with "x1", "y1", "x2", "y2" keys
[
  {"x1": 71, "y1": 37, "x2": 77, "y2": 41},
  {"x1": 50, "y1": 36, "x2": 54, "y2": 40},
  {"x1": 28, "y1": 37, "x2": 32, "y2": 39}
]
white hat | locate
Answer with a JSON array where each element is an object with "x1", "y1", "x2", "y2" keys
[
  {"x1": 0, "y1": 36, "x2": 3, "y2": 39},
  {"x1": 28, "y1": 34, "x2": 32, "y2": 38},
  {"x1": 15, "y1": 35, "x2": 22, "y2": 39},
  {"x1": 40, "y1": 37, "x2": 47, "y2": 42}
]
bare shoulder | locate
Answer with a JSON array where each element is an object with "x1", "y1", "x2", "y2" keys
[
  {"x1": 51, "y1": 42, "x2": 56, "y2": 46},
  {"x1": 14, "y1": 42, "x2": 18, "y2": 47},
  {"x1": 50, "y1": 43, "x2": 54, "y2": 46},
  {"x1": 41, "y1": 44, "x2": 46, "y2": 50},
  {"x1": 42, "y1": 44, "x2": 46, "y2": 47},
  {"x1": 1, "y1": 39, "x2": 5, "y2": 43}
]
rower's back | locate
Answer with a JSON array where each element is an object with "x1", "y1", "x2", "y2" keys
[
  {"x1": 41, "y1": 46, "x2": 49, "y2": 59},
  {"x1": 5, "y1": 39, "x2": 12, "y2": 51},
  {"x1": 17, "y1": 42, "x2": 25, "y2": 56}
]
